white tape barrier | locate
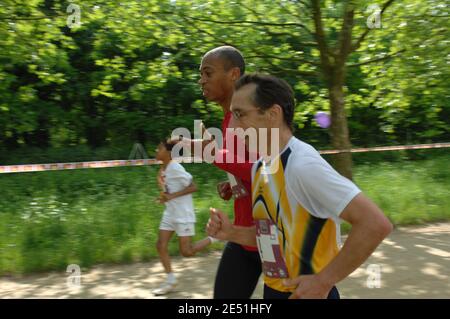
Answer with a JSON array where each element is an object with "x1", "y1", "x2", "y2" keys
[{"x1": 0, "y1": 142, "x2": 449, "y2": 174}]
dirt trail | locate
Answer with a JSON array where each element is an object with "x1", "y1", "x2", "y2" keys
[{"x1": 1, "y1": 223, "x2": 449, "y2": 299}]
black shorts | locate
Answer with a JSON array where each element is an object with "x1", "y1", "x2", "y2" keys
[{"x1": 213, "y1": 242, "x2": 262, "y2": 299}]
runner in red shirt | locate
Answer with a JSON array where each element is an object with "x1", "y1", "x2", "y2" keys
[{"x1": 195, "y1": 46, "x2": 262, "y2": 298}]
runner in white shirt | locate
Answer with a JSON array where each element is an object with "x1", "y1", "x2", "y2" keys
[
  {"x1": 152, "y1": 140, "x2": 215, "y2": 296},
  {"x1": 207, "y1": 73, "x2": 393, "y2": 299}
]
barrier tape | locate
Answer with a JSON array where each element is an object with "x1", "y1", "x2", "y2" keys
[
  {"x1": 1, "y1": 142, "x2": 449, "y2": 174},
  {"x1": 318, "y1": 142, "x2": 450, "y2": 154},
  {"x1": 0, "y1": 159, "x2": 159, "y2": 174}
]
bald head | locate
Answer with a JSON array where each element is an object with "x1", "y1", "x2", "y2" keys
[{"x1": 203, "y1": 46, "x2": 245, "y2": 76}]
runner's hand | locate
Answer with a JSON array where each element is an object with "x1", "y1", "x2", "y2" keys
[
  {"x1": 283, "y1": 274, "x2": 333, "y2": 299},
  {"x1": 217, "y1": 181, "x2": 232, "y2": 201},
  {"x1": 156, "y1": 192, "x2": 173, "y2": 204},
  {"x1": 206, "y1": 208, "x2": 232, "y2": 241}
]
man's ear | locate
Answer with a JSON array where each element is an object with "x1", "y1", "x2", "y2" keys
[
  {"x1": 269, "y1": 104, "x2": 283, "y2": 123},
  {"x1": 231, "y1": 67, "x2": 241, "y2": 81}
]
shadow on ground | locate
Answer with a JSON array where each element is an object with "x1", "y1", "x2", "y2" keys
[{"x1": 0, "y1": 223, "x2": 448, "y2": 299}]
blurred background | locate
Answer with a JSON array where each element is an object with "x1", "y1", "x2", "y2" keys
[{"x1": 0, "y1": 0, "x2": 448, "y2": 281}]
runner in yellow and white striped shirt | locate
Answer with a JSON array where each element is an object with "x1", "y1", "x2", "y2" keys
[{"x1": 207, "y1": 73, "x2": 393, "y2": 299}]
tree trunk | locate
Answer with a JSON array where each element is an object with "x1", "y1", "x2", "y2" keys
[
  {"x1": 328, "y1": 67, "x2": 353, "y2": 180},
  {"x1": 310, "y1": 0, "x2": 354, "y2": 180}
]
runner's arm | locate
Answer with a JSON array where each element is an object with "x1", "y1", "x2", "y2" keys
[
  {"x1": 213, "y1": 150, "x2": 253, "y2": 183},
  {"x1": 164, "y1": 182, "x2": 197, "y2": 201},
  {"x1": 316, "y1": 193, "x2": 393, "y2": 288},
  {"x1": 207, "y1": 208, "x2": 257, "y2": 246},
  {"x1": 176, "y1": 137, "x2": 253, "y2": 182},
  {"x1": 228, "y1": 225, "x2": 257, "y2": 247}
]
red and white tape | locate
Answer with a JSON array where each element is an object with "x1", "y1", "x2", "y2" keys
[
  {"x1": 0, "y1": 142, "x2": 449, "y2": 174},
  {"x1": 319, "y1": 142, "x2": 450, "y2": 154},
  {"x1": 0, "y1": 159, "x2": 159, "y2": 174}
]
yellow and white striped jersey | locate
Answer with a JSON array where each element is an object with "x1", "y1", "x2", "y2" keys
[{"x1": 252, "y1": 137, "x2": 361, "y2": 292}]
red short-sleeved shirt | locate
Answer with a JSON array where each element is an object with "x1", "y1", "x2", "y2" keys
[{"x1": 213, "y1": 112, "x2": 257, "y2": 251}]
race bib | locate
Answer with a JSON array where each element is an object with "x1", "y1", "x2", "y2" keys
[
  {"x1": 256, "y1": 219, "x2": 289, "y2": 278},
  {"x1": 227, "y1": 173, "x2": 248, "y2": 199}
]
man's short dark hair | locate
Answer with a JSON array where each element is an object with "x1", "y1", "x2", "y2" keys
[
  {"x1": 235, "y1": 74, "x2": 295, "y2": 130},
  {"x1": 160, "y1": 140, "x2": 176, "y2": 152},
  {"x1": 206, "y1": 46, "x2": 245, "y2": 76}
]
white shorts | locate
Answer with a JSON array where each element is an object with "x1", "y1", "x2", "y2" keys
[{"x1": 159, "y1": 215, "x2": 195, "y2": 237}]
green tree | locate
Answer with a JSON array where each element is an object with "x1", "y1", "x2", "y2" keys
[{"x1": 0, "y1": 0, "x2": 447, "y2": 170}]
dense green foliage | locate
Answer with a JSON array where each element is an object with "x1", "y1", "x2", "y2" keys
[{"x1": 1, "y1": 0, "x2": 448, "y2": 163}]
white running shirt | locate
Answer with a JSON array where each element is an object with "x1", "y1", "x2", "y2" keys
[{"x1": 161, "y1": 161, "x2": 196, "y2": 223}]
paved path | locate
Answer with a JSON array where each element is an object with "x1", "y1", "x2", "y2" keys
[{"x1": 1, "y1": 223, "x2": 449, "y2": 298}]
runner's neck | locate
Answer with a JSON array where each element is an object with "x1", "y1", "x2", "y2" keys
[
  {"x1": 219, "y1": 94, "x2": 232, "y2": 114},
  {"x1": 265, "y1": 127, "x2": 293, "y2": 158},
  {"x1": 161, "y1": 159, "x2": 172, "y2": 170}
]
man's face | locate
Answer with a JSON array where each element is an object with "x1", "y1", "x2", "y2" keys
[
  {"x1": 198, "y1": 54, "x2": 235, "y2": 102},
  {"x1": 230, "y1": 84, "x2": 269, "y2": 146}
]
